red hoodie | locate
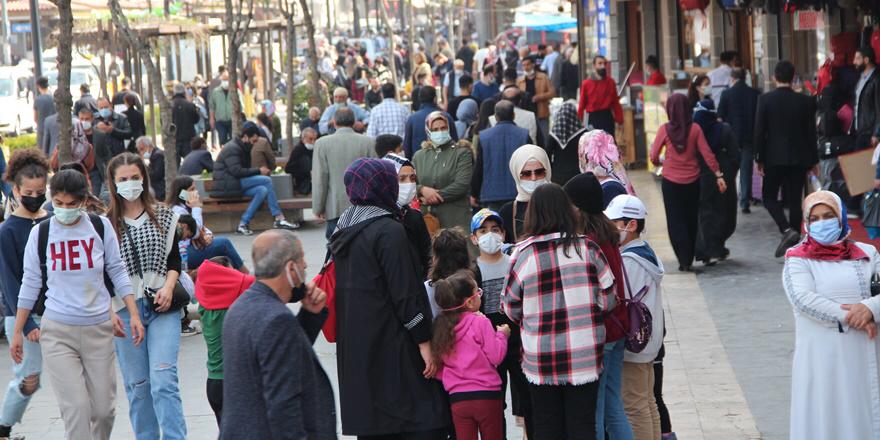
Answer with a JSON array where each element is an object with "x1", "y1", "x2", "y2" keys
[{"x1": 195, "y1": 261, "x2": 256, "y2": 310}]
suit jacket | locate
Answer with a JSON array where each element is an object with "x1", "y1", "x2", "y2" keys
[
  {"x1": 854, "y1": 69, "x2": 880, "y2": 142},
  {"x1": 311, "y1": 127, "x2": 376, "y2": 219},
  {"x1": 753, "y1": 87, "x2": 818, "y2": 168},
  {"x1": 718, "y1": 81, "x2": 760, "y2": 149},
  {"x1": 220, "y1": 282, "x2": 335, "y2": 439}
]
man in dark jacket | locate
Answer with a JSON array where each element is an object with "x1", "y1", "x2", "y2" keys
[
  {"x1": 471, "y1": 100, "x2": 531, "y2": 211},
  {"x1": 285, "y1": 127, "x2": 316, "y2": 195},
  {"x1": 94, "y1": 97, "x2": 132, "y2": 189},
  {"x1": 754, "y1": 61, "x2": 819, "y2": 257},
  {"x1": 718, "y1": 67, "x2": 760, "y2": 213},
  {"x1": 853, "y1": 46, "x2": 880, "y2": 150},
  {"x1": 123, "y1": 93, "x2": 146, "y2": 153},
  {"x1": 135, "y1": 136, "x2": 166, "y2": 200},
  {"x1": 172, "y1": 83, "x2": 201, "y2": 165},
  {"x1": 179, "y1": 137, "x2": 214, "y2": 176},
  {"x1": 403, "y1": 86, "x2": 458, "y2": 158},
  {"x1": 221, "y1": 229, "x2": 334, "y2": 440},
  {"x1": 211, "y1": 124, "x2": 299, "y2": 235},
  {"x1": 329, "y1": 158, "x2": 450, "y2": 438},
  {"x1": 73, "y1": 84, "x2": 98, "y2": 115}
]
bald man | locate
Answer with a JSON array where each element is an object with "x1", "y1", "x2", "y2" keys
[
  {"x1": 221, "y1": 230, "x2": 334, "y2": 439},
  {"x1": 318, "y1": 87, "x2": 370, "y2": 135}
]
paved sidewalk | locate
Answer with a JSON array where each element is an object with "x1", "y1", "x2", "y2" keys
[{"x1": 0, "y1": 170, "x2": 770, "y2": 439}]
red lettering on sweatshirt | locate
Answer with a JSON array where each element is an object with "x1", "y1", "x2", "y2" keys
[
  {"x1": 49, "y1": 240, "x2": 96, "y2": 272},
  {"x1": 50, "y1": 242, "x2": 66, "y2": 271},
  {"x1": 80, "y1": 238, "x2": 95, "y2": 268}
]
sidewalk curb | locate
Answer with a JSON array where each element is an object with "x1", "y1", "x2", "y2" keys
[{"x1": 633, "y1": 170, "x2": 763, "y2": 440}]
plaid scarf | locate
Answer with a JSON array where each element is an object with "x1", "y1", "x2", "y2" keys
[{"x1": 550, "y1": 101, "x2": 583, "y2": 148}]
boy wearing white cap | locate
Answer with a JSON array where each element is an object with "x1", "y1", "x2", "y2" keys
[{"x1": 604, "y1": 194, "x2": 668, "y2": 440}]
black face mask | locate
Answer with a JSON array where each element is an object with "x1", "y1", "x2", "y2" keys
[
  {"x1": 20, "y1": 193, "x2": 46, "y2": 214},
  {"x1": 598, "y1": 68, "x2": 608, "y2": 78},
  {"x1": 291, "y1": 284, "x2": 307, "y2": 303}
]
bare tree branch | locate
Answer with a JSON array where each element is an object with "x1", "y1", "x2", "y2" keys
[
  {"x1": 108, "y1": 0, "x2": 178, "y2": 191},
  {"x1": 297, "y1": 0, "x2": 326, "y2": 108}
]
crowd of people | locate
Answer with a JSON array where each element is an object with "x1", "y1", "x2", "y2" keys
[{"x1": 0, "y1": 23, "x2": 879, "y2": 440}]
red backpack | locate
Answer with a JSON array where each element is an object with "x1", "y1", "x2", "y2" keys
[{"x1": 312, "y1": 259, "x2": 338, "y2": 342}]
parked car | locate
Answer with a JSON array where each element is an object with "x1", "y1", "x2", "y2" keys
[
  {"x1": 46, "y1": 67, "x2": 101, "y2": 102},
  {"x1": 0, "y1": 67, "x2": 36, "y2": 136}
]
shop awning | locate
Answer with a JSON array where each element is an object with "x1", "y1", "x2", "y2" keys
[{"x1": 512, "y1": 12, "x2": 577, "y2": 31}]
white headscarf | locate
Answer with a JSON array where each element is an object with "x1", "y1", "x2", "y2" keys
[{"x1": 509, "y1": 144, "x2": 552, "y2": 202}]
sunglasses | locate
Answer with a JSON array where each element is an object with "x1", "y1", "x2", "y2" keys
[{"x1": 520, "y1": 168, "x2": 547, "y2": 179}]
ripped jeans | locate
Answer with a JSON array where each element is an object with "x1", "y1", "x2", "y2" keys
[
  {"x1": 115, "y1": 299, "x2": 187, "y2": 440},
  {"x1": 0, "y1": 316, "x2": 41, "y2": 427}
]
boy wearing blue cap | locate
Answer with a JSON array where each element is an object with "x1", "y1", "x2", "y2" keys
[{"x1": 471, "y1": 209, "x2": 533, "y2": 437}]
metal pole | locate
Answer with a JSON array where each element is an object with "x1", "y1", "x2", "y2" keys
[
  {"x1": 576, "y1": 0, "x2": 587, "y2": 82},
  {"x1": 1, "y1": 0, "x2": 10, "y2": 65},
  {"x1": 29, "y1": 0, "x2": 44, "y2": 77}
]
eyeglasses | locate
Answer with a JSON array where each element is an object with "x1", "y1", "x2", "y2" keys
[
  {"x1": 520, "y1": 168, "x2": 547, "y2": 179},
  {"x1": 441, "y1": 288, "x2": 483, "y2": 312}
]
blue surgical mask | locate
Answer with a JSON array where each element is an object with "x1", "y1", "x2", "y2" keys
[
  {"x1": 808, "y1": 218, "x2": 842, "y2": 245},
  {"x1": 54, "y1": 205, "x2": 82, "y2": 225},
  {"x1": 99, "y1": 108, "x2": 111, "y2": 119},
  {"x1": 429, "y1": 130, "x2": 452, "y2": 146}
]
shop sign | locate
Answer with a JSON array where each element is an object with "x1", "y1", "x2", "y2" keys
[
  {"x1": 10, "y1": 23, "x2": 31, "y2": 34},
  {"x1": 793, "y1": 10, "x2": 824, "y2": 31},
  {"x1": 586, "y1": 0, "x2": 610, "y2": 56}
]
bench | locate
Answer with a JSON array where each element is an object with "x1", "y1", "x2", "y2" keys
[{"x1": 198, "y1": 179, "x2": 311, "y2": 232}]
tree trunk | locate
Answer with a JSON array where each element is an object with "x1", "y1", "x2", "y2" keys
[
  {"x1": 298, "y1": 0, "x2": 326, "y2": 109},
  {"x1": 108, "y1": 0, "x2": 177, "y2": 193},
  {"x1": 225, "y1": 0, "x2": 244, "y2": 137},
  {"x1": 283, "y1": 2, "x2": 296, "y2": 152},
  {"x1": 50, "y1": 0, "x2": 74, "y2": 164},
  {"x1": 407, "y1": 0, "x2": 415, "y2": 80},
  {"x1": 352, "y1": 0, "x2": 361, "y2": 37},
  {"x1": 378, "y1": 1, "x2": 398, "y2": 99}
]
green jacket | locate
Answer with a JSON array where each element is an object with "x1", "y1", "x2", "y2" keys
[
  {"x1": 199, "y1": 307, "x2": 227, "y2": 379},
  {"x1": 210, "y1": 87, "x2": 240, "y2": 122},
  {"x1": 412, "y1": 139, "x2": 474, "y2": 232}
]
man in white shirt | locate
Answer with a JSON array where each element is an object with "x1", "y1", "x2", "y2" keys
[
  {"x1": 708, "y1": 51, "x2": 737, "y2": 104},
  {"x1": 541, "y1": 43, "x2": 560, "y2": 78}
]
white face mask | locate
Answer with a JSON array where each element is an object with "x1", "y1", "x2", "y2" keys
[
  {"x1": 520, "y1": 178, "x2": 547, "y2": 195},
  {"x1": 304, "y1": 143, "x2": 315, "y2": 151},
  {"x1": 220, "y1": 80, "x2": 230, "y2": 90},
  {"x1": 53, "y1": 205, "x2": 82, "y2": 225},
  {"x1": 477, "y1": 232, "x2": 504, "y2": 254},
  {"x1": 618, "y1": 229, "x2": 629, "y2": 244},
  {"x1": 143, "y1": 151, "x2": 152, "y2": 160},
  {"x1": 397, "y1": 182, "x2": 417, "y2": 207},
  {"x1": 116, "y1": 179, "x2": 144, "y2": 202},
  {"x1": 81, "y1": 121, "x2": 92, "y2": 131}
]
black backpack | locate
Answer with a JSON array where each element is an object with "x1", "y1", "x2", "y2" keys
[{"x1": 36, "y1": 213, "x2": 115, "y2": 315}]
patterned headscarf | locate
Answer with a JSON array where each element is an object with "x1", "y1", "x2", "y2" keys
[
  {"x1": 381, "y1": 153, "x2": 413, "y2": 174},
  {"x1": 786, "y1": 190, "x2": 868, "y2": 261},
  {"x1": 344, "y1": 158, "x2": 399, "y2": 213},
  {"x1": 551, "y1": 100, "x2": 583, "y2": 148},
  {"x1": 424, "y1": 111, "x2": 452, "y2": 146}
]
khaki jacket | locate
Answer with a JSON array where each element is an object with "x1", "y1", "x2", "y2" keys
[{"x1": 517, "y1": 72, "x2": 555, "y2": 119}]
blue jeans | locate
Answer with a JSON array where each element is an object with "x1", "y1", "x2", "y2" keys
[
  {"x1": 0, "y1": 317, "x2": 41, "y2": 427},
  {"x1": 596, "y1": 339, "x2": 633, "y2": 440},
  {"x1": 186, "y1": 237, "x2": 244, "y2": 270},
  {"x1": 739, "y1": 147, "x2": 754, "y2": 209},
  {"x1": 115, "y1": 299, "x2": 187, "y2": 440},
  {"x1": 240, "y1": 175, "x2": 282, "y2": 226},
  {"x1": 215, "y1": 120, "x2": 232, "y2": 145}
]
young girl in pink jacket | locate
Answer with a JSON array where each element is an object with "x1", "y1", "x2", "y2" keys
[{"x1": 432, "y1": 270, "x2": 511, "y2": 440}]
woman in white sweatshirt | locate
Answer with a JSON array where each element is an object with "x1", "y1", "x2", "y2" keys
[
  {"x1": 106, "y1": 152, "x2": 187, "y2": 440},
  {"x1": 10, "y1": 168, "x2": 144, "y2": 440}
]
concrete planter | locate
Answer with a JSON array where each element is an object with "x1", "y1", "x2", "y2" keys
[
  {"x1": 271, "y1": 173, "x2": 293, "y2": 200},
  {"x1": 192, "y1": 176, "x2": 211, "y2": 199}
]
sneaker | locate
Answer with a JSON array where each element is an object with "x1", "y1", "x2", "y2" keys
[
  {"x1": 273, "y1": 219, "x2": 300, "y2": 230},
  {"x1": 237, "y1": 224, "x2": 254, "y2": 236},
  {"x1": 662, "y1": 433, "x2": 678, "y2": 440},
  {"x1": 181, "y1": 323, "x2": 201, "y2": 337},
  {"x1": 775, "y1": 228, "x2": 801, "y2": 258},
  {"x1": 742, "y1": 206, "x2": 751, "y2": 214}
]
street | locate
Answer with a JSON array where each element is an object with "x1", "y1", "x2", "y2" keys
[{"x1": 0, "y1": 170, "x2": 785, "y2": 439}]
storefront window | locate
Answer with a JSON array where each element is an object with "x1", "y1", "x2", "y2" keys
[{"x1": 681, "y1": 10, "x2": 712, "y2": 69}]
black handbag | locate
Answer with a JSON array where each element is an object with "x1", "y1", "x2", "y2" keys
[{"x1": 123, "y1": 223, "x2": 190, "y2": 313}]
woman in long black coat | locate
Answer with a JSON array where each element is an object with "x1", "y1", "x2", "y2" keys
[
  {"x1": 329, "y1": 158, "x2": 450, "y2": 438},
  {"x1": 547, "y1": 100, "x2": 589, "y2": 186}
]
